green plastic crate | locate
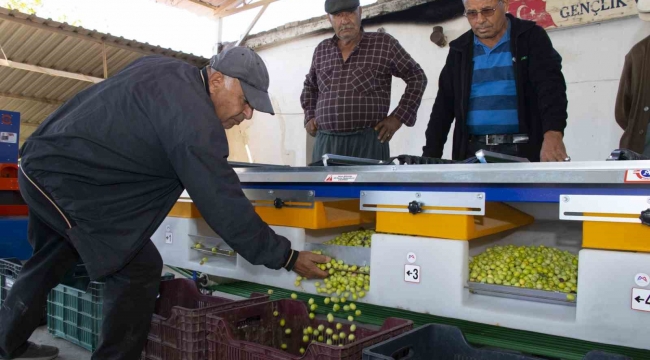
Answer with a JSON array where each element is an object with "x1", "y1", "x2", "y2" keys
[
  {"x1": 47, "y1": 281, "x2": 104, "y2": 352},
  {"x1": 47, "y1": 272, "x2": 176, "y2": 352}
]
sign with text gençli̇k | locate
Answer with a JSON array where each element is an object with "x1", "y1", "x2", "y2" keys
[{"x1": 508, "y1": 0, "x2": 638, "y2": 30}]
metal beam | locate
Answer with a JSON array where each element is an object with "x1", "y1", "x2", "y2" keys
[
  {"x1": 0, "y1": 59, "x2": 104, "y2": 83},
  {"x1": 214, "y1": 17, "x2": 223, "y2": 54},
  {"x1": 0, "y1": 92, "x2": 64, "y2": 106},
  {"x1": 217, "y1": 0, "x2": 278, "y2": 17},
  {"x1": 19, "y1": 122, "x2": 41, "y2": 128},
  {"x1": 185, "y1": 0, "x2": 219, "y2": 10},
  {"x1": 102, "y1": 43, "x2": 108, "y2": 79},
  {"x1": 236, "y1": 4, "x2": 269, "y2": 46},
  {"x1": 214, "y1": 0, "x2": 241, "y2": 14},
  {"x1": 224, "y1": 0, "x2": 246, "y2": 11}
]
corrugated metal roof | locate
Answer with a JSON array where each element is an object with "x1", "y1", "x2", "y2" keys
[{"x1": 0, "y1": 6, "x2": 210, "y2": 134}]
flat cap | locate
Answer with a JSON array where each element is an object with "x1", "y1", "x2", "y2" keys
[{"x1": 325, "y1": 0, "x2": 360, "y2": 14}]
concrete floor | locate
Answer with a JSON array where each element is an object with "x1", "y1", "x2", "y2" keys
[{"x1": 29, "y1": 326, "x2": 91, "y2": 360}]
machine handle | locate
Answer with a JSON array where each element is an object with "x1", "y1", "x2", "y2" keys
[
  {"x1": 607, "y1": 148, "x2": 650, "y2": 161},
  {"x1": 273, "y1": 198, "x2": 284, "y2": 209},
  {"x1": 408, "y1": 201, "x2": 423, "y2": 215},
  {"x1": 640, "y1": 209, "x2": 650, "y2": 227}
]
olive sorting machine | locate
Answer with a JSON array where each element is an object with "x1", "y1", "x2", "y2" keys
[{"x1": 152, "y1": 159, "x2": 650, "y2": 351}]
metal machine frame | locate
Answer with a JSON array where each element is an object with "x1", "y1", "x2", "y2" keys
[{"x1": 157, "y1": 160, "x2": 650, "y2": 351}]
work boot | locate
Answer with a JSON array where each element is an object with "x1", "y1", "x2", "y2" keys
[{"x1": 5, "y1": 342, "x2": 59, "y2": 360}]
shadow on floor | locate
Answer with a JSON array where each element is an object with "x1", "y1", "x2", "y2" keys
[{"x1": 29, "y1": 326, "x2": 91, "y2": 360}]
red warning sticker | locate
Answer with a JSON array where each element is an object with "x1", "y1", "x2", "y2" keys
[
  {"x1": 324, "y1": 174, "x2": 357, "y2": 182},
  {"x1": 624, "y1": 169, "x2": 650, "y2": 183}
]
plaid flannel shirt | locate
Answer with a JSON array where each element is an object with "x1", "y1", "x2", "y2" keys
[{"x1": 300, "y1": 31, "x2": 427, "y2": 132}]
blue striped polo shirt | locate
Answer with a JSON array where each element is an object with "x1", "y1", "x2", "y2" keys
[{"x1": 467, "y1": 20, "x2": 519, "y2": 135}]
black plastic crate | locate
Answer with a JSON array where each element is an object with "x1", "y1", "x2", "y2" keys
[
  {"x1": 0, "y1": 258, "x2": 47, "y2": 325},
  {"x1": 582, "y1": 352, "x2": 631, "y2": 360},
  {"x1": 362, "y1": 324, "x2": 631, "y2": 360}
]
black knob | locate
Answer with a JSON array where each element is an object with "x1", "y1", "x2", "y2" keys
[
  {"x1": 640, "y1": 208, "x2": 650, "y2": 226},
  {"x1": 273, "y1": 198, "x2": 284, "y2": 209},
  {"x1": 408, "y1": 201, "x2": 423, "y2": 215}
]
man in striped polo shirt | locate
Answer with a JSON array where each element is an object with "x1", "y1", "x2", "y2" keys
[
  {"x1": 467, "y1": 19, "x2": 518, "y2": 140},
  {"x1": 422, "y1": 0, "x2": 569, "y2": 162}
]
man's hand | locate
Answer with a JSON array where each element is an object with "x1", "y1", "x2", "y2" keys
[
  {"x1": 306, "y1": 118, "x2": 318, "y2": 137},
  {"x1": 540, "y1": 131, "x2": 568, "y2": 162},
  {"x1": 292, "y1": 252, "x2": 330, "y2": 279},
  {"x1": 375, "y1": 116, "x2": 402, "y2": 143}
]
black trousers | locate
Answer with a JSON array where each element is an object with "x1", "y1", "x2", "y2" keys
[
  {"x1": 312, "y1": 128, "x2": 390, "y2": 163},
  {"x1": 0, "y1": 168, "x2": 163, "y2": 360}
]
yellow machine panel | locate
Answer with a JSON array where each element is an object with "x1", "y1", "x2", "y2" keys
[
  {"x1": 254, "y1": 199, "x2": 375, "y2": 229},
  {"x1": 583, "y1": 221, "x2": 650, "y2": 252},
  {"x1": 168, "y1": 202, "x2": 202, "y2": 218},
  {"x1": 376, "y1": 202, "x2": 534, "y2": 240}
]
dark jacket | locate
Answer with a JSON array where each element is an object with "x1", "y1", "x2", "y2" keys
[
  {"x1": 615, "y1": 35, "x2": 650, "y2": 153},
  {"x1": 422, "y1": 14, "x2": 568, "y2": 161},
  {"x1": 20, "y1": 56, "x2": 292, "y2": 280}
]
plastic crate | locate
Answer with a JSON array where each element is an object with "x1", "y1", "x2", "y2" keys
[
  {"x1": 49, "y1": 272, "x2": 177, "y2": 353},
  {"x1": 361, "y1": 324, "x2": 630, "y2": 360},
  {"x1": 47, "y1": 281, "x2": 104, "y2": 352},
  {"x1": 141, "y1": 278, "x2": 269, "y2": 360},
  {"x1": 0, "y1": 258, "x2": 47, "y2": 325},
  {"x1": 0, "y1": 258, "x2": 23, "y2": 307},
  {"x1": 206, "y1": 299, "x2": 413, "y2": 360},
  {"x1": 583, "y1": 351, "x2": 631, "y2": 360}
]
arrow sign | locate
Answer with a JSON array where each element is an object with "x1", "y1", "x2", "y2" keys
[
  {"x1": 632, "y1": 288, "x2": 650, "y2": 312},
  {"x1": 405, "y1": 265, "x2": 420, "y2": 283}
]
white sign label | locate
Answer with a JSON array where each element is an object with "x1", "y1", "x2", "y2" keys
[
  {"x1": 632, "y1": 288, "x2": 650, "y2": 312},
  {"x1": 5, "y1": 278, "x2": 14, "y2": 288},
  {"x1": 406, "y1": 252, "x2": 417, "y2": 263},
  {"x1": 165, "y1": 232, "x2": 173, "y2": 244},
  {"x1": 0, "y1": 132, "x2": 17, "y2": 144},
  {"x1": 324, "y1": 174, "x2": 357, "y2": 183},
  {"x1": 635, "y1": 273, "x2": 650, "y2": 287},
  {"x1": 405, "y1": 265, "x2": 420, "y2": 283},
  {"x1": 624, "y1": 169, "x2": 650, "y2": 183}
]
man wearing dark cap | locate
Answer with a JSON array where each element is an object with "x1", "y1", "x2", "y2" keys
[
  {"x1": 0, "y1": 47, "x2": 329, "y2": 360},
  {"x1": 302, "y1": 0, "x2": 428, "y2": 162}
]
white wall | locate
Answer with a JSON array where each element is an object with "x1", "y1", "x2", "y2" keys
[{"x1": 231, "y1": 16, "x2": 650, "y2": 165}]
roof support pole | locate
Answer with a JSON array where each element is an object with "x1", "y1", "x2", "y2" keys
[
  {"x1": 236, "y1": 3, "x2": 269, "y2": 46},
  {"x1": 102, "y1": 42, "x2": 108, "y2": 79},
  {"x1": 0, "y1": 59, "x2": 104, "y2": 83},
  {"x1": 0, "y1": 92, "x2": 64, "y2": 105},
  {"x1": 217, "y1": 0, "x2": 278, "y2": 17}
]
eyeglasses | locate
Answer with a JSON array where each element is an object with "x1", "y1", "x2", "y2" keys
[{"x1": 464, "y1": 1, "x2": 502, "y2": 19}]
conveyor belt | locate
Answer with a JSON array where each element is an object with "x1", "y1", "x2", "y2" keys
[{"x1": 208, "y1": 281, "x2": 650, "y2": 360}]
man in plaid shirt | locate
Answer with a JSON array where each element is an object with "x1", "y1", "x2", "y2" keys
[{"x1": 301, "y1": 0, "x2": 427, "y2": 163}]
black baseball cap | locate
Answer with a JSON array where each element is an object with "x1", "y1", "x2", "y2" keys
[
  {"x1": 325, "y1": 0, "x2": 360, "y2": 14},
  {"x1": 209, "y1": 46, "x2": 275, "y2": 115}
]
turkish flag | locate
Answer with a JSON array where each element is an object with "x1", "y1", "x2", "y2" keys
[{"x1": 508, "y1": 0, "x2": 558, "y2": 28}]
